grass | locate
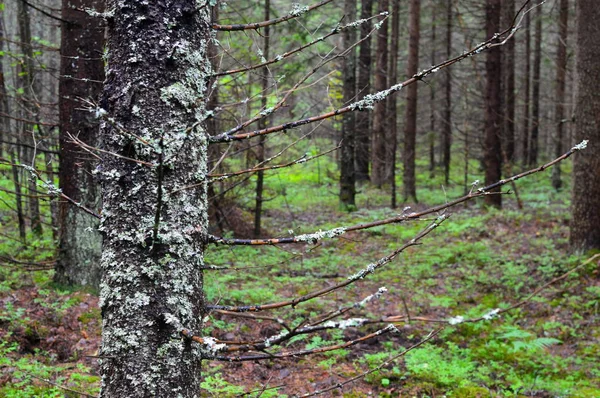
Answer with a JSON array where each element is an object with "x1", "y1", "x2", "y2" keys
[{"x1": 1, "y1": 146, "x2": 599, "y2": 396}]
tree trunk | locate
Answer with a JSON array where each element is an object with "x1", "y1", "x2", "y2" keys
[
  {"x1": 503, "y1": 0, "x2": 515, "y2": 163},
  {"x1": 529, "y1": 5, "x2": 542, "y2": 165},
  {"x1": 387, "y1": 0, "x2": 400, "y2": 208},
  {"x1": 429, "y1": 0, "x2": 436, "y2": 176},
  {"x1": 484, "y1": 0, "x2": 502, "y2": 208},
  {"x1": 570, "y1": 0, "x2": 600, "y2": 252},
  {"x1": 403, "y1": 0, "x2": 420, "y2": 203},
  {"x1": 99, "y1": 2, "x2": 211, "y2": 396},
  {"x1": 551, "y1": 0, "x2": 569, "y2": 191},
  {"x1": 0, "y1": 14, "x2": 26, "y2": 243},
  {"x1": 521, "y1": 11, "x2": 530, "y2": 165},
  {"x1": 340, "y1": 0, "x2": 357, "y2": 210},
  {"x1": 54, "y1": 0, "x2": 105, "y2": 289},
  {"x1": 16, "y1": 0, "x2": 42, "y2": 236},
  {"x1": 254, "y1": 0, "x2": 270, "y2": 236},
  {"x1": 355, "y1": 0, "x2": 373, "y2": 181},
  {"x1": 442, "y1": 0, "x2": 452, "y2": 185},
  {"x1": 370, "y1": 0, "x2": 388, "y2": 187}
]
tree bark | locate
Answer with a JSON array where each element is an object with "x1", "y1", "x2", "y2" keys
[
  {"x1": 99, "y1": 1, "x2": 211, "y2": 396},
  {"x1": 254, "y1": 0, "x2": 270, "y2": 235},
  {"x1": 387, "y1": 0, "x2": 400, "y2": 208},
  {"x1": 551, "y1": 0, "x2": 569, "y2": 191},
  {"x1": 340, "y1": 0, "x2": 357, "y2": 210},
  {"x1": 370, "y1": 0, "x2": 388, "y2": 187},
  {"x1": 484, "y1": 0, "x2": 502, "y2": 208},
  {"x1": 521, "y1": 11, "x2": 530, "y2": 165},
  {"x1": 55, "y1": 0, "x2": 105, "y2": 289},
  {"x1": 442, "y1": 0, "x2": 452, "y2": 185},
  {"x1": 403, "y1": 0, "x2": 420, "y2": 203},
  {"x1": 570, "y1": 0, "x2": 600, "y2": 252},
  {"x1": 0, "y1": 14, "x2": 26, "y2": 242},
  {"x1": 502, "y1": 0, "x2": 515, "y2": 163},
  {"x1": 429, "y1": 0, "x2": 436, "y2": 176},
  {"x1": 17, "y1": 0, "x2": 42, "y2": 236},
  {"x1": 355, "y1": 0, "x2": 372, "y2": 181},
  {"x1": 529, "y1": 5, "x2": 542, "y2": 165}
]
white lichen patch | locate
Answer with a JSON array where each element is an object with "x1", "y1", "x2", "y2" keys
[
  {"x1": 295, "y1": 227, "x2": 346, "y2": 244},
  {"x1": 323, "y1": 318, "x2": 369, "y2": 330},
  {"x1": 358, "y1": 287, "x2": 387, "y2": 307},
  {"x1": 349, "y1": 83, "x2": 403, "y2": 111},
  {"x1": 482, "y1": 308, "x2": 501, "y2": 320},
  {"x1": 448, "y1": 315, "x2": 465, "y2": 325},
  {"x1": 572, "y1": 139, "x2": 588, "y2": 151},
  {"x1": 290, "y1": 3, "x2": 309, "y2": 17}
]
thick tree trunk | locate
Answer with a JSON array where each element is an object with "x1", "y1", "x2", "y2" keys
[
  {"x1": 570, "y1": 0, "x2": 600, "y2": 252},
  {"x1": 355, "y1": 0, "x2": 373, "y2": 181},
  {"x1": 254, "y1": 0, "x2": 270, "y2": 235},
  {"x1": 529, "y1": 5, "x2": 542, "y2": 165},
  {"x1": 442, "y1": 0, "x2": 452, "y2": 185},
  {"x1": 551, "y1": 0, "x2": 569, "y2": 191},
  {"x1": 370, "y1": 0, "x2": 388, "y2": 187},
  {"x1": 403, "y1": 0, "x2": 420, "y2": 203},
  {"x1": 387, "y1": 0, "x2": 400, "y2": 208},
  {"x1": 99, "y1": 2, "x2": 211, "y2": 396},
  {"x1": 521, "y1": 12, "x2": 530, "y2": 165},
  {"x1": 340, "y1": 0, "x2": 357, "y2": 210},
  {"x1": 484, "y1": 0, "x2": 502, "y2": 208},
  {"x1": 55, "y1": 0, "x2": 105, "y2": 289}
]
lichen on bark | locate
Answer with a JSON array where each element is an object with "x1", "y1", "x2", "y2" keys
[{"x1": 98, "y1": 2, "x2": 212, "y2": 396}]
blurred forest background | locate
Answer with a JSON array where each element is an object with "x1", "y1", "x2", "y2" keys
[{"x1": 0, "y1": 0, "x2": 599, "y2": 396}]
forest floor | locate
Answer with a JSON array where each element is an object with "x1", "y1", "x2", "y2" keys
[{"x1": 1, "y1": 163, "x2": 600, "y2": 397}]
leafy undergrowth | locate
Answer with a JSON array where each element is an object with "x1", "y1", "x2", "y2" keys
[{"x1": 1, "y1": 158, "x2": 600, "y2": 397}]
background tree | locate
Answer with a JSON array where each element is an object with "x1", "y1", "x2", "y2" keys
[
  {"x1": 370, "y1": 0, "x2": 389, "y2": 187},
  {"x1": 339, "y1": 0, "x2": 357, "y2": 210},
  {"x1": 571, "y1": 0, "x2": 600, "y2": 252},
  {"x1": 483, "y1": 0, "x2": 502, "y2": 208},
  {"x1": 253, "y1": 0, "x2": 271, "y2": 236},
  {"x1": 355, "y1": 0, "x2": 373, "y2": 182},
  {"x1": 442, "y1": 0, "x2": 452, "y2": 185},
  {"x1": 403, "y1": 0, "x2": 420, "y2": 203},
  {"x1": 551, "y1": 0, "x2": 569, "y2": 191},
  {"x1": 54, "y1": 0, "x2": 105, "y2": 288},
  {"x1": 529, "y1": 4, "x2": 542, "y2": 165}
]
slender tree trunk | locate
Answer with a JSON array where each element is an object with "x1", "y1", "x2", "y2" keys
[
  {"x1": 521, "y1": 11, "x2": 530, "y2": 164},
  {"x1": 17, "y1": 0, "x2": 42, "y2": 236},
  {"x1": 55, "y1": 0, "x2": 105, "y2": 288},
  {"x1": 99, "y1": 2, "x2": 211, "y2": 395},
  {"x1": 0, "y1": 15, "x2": 26, "y2": 242},
  {"x1": 551, "y1": 0, "x2": 569, "y2": 191},
  {"x1": 371, "y1": 0, "x2": 388, "y2": 187},
  {"x1": 387, "y1": 0, "x2": 400, "y2": 208},
  {"x1": 484, "y1": 0, "x2": 502, "y2": 208},
  {"x1": 403, "y1": 0, "x2": 420, "y2": 203},
  {"x1": 254, "y1": 0, "x2": 270, "y2": 236},
  {"x1": 529, "y1": 5, "x2": 542, "y2": 165},
  {"x1": 340, "y1": 0, "x2": 357, "y2": 210},
  {"x1": 570, "y1": 0, "x2": 600, "y2": 252},
  {"x1": 442, "y1": 0, "x2": 452, "y2": 185},
  {"x1": 429, "y1": 0, "x2": 436, "y2": 176},
  {"x1": 355, "y1": 0, "x2": 373, "y2": 181},
  {"x1": 503, "y1": 0, "x2": 515, "y2": 162}
]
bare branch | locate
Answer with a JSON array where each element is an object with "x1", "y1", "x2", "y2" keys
[
  {"x1": 208, "y1": 141, "x2": 585, "y2": 246},
  {"x1": 209, "y1": 1, "x2": 532, "y2": 144},
  {"x1": 212, "y1": 0, "x2": 335, "y2": 31}
]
